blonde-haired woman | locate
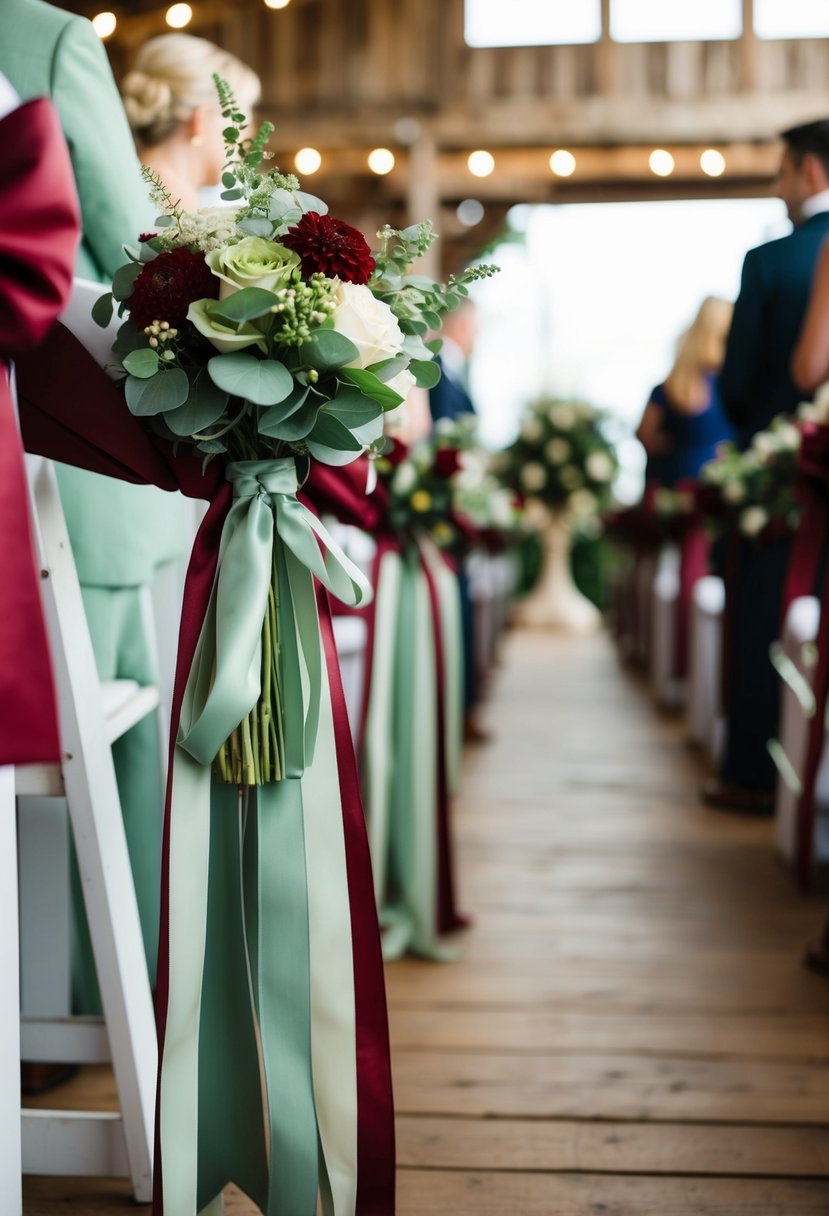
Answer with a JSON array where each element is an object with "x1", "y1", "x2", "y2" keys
[
  {"x1": 121, "y1": 33, "x2": 261, "y2": 210},
  {"x1": 637, "y1": 296, "x2": 735, "y2": 486}
]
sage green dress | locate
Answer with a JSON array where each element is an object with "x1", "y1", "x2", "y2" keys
[{"x1": 0, "y1": 0, "x2": 186, "y2": 1008}]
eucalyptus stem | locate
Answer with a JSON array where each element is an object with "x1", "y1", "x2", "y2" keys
[{"x1": 240, "y1": 712, "x2": 256, "y2": 785}]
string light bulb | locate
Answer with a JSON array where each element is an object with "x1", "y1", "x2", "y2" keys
[
  {"x1": 294, "y1": 147, "x2": 321, "y2": 174},
  {"x1": 649, "y1": 149, "x2": 675, "y2": 177},
  {"x1": 92, "y1": 11, "x2": 117, "y2": 38},
  {"x1": 549, "y1": 149, "x2": 576, "y2": 177},
  {"x1": 264, "y1": 0, "x2": 291, "y2": 7},
  {"x1": 368, "y1": 148, "x2": 395, "y2": 175},
  {"x1": 166, "y1": 3, "x2": 192, "y2": 28},
  {"x1": 468, "y1": 150, "x2": 495, "y2": 178},
  {"x1": 700, "y1": 149, "x2": 726, "y2": 177}
]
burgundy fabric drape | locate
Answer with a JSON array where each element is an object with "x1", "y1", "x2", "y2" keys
[{"x1": 0, "y1": 97, "x2": 80, "y2": 764}]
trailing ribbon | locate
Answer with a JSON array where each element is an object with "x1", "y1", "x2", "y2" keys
[{"x1": 178, "y1": 458, "x2": 371, "y2": 780}]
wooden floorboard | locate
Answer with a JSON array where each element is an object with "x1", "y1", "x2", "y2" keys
[{"x1": 21, "y1": 630, "x2": 829, "y2": 1214}]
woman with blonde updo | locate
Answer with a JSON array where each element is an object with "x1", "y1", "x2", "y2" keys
[
  {"x1": 636, "y1": 295, "x2": 735, "y2": 486},
  {"x1": 121, "y1": 33, "x2": 261, "y2": 210}
]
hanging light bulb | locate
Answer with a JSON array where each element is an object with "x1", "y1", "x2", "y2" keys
[
  {"x1": 92, "y1": 11, "x2": 117, "y2": 38},
  {"x1": 294, "y1": 147, "x2": 322, "y2": 174},
  {"x1": 264, "y1": 0, "x2": 291, "y2": 7},
  {"x1": 649, "y1": 149, "x2": 675, "y2": 177},
  {"x1": 468, "y1": 150, "x2": 495, "y2": 178},
  {"x1": 166, "y1": 3, "x2": 193, "y2": 29},
  {"x1": 549, "y1": 149, "x2": 576, "y2": 177},
  {"x1": 700, "y1": 149, "x2": 726, "y2": 177},
  {"x1": 368, "y1": 148, "x2": 395, "y2": 175}
]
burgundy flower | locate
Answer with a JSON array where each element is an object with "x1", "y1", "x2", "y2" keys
[
  {"x1": 129, "y1": 247, "x2": 218, "y2": 331},
  {"x1": 282, "y1": 211, "x2": 375, "y2": 284},
  {"x1": 434, "y1": 447, "x2": 462, "y2": 478}
]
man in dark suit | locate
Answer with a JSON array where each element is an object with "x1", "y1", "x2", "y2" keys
[{"x1": 704, "y1": 119, "x2": 829, "y2": 811}]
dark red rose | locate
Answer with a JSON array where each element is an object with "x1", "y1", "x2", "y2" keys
[
  {"x1": 129, "y1": 247, "x2": 218, "y2": 331},
  {"x1": 434, "y1": 447, "x2": 462, "y2": 478},
  {"x1": 384, "y1": 437, "x2": 409, "y2": 466},
  {"x1": 282, "y1": 211, "x2": 375, "y2": 284}
]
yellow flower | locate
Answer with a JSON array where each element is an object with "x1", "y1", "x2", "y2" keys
[
  {"x1": 432, "y1": 521, "x2": 453, "y2": 543},
  {"x1": 410, "y1": 489, "x2": 432, "y2": 513}
]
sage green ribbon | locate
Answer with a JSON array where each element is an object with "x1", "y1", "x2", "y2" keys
[{"x1": 177, "y1": 458, "x2": 371, "y2": 779}]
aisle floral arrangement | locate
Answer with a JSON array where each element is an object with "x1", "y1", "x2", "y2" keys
[
  {"x1": 95, "y1": 75, "x2": 496, "y2": 785},
  {"x1": 89, "y1": 75, "x2": 498, "y2": 1216},
  {"x1": 376, "y1": 415, "x2": 522, "y2": 550},
  {"x1": 493, "y1": 396, "x2": 618, "y2": 518},
  {"x1": 698, "y1": 415, "x2": 802, "y2": 542}
]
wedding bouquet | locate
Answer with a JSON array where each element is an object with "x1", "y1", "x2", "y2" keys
[
  {"x1": 94, "y1": 76, "x2": 496, "y2": 784},
  {"x1": 698, "y1": 416, "x2": 801, "y2": 542},
  {"x1": 494, "y1": 396, "x2": 618, "y2": 517}
]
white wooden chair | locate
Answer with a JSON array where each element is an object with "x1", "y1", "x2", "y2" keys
[
  {"x1": 650, "y1": 543, "x2": 684, "y2": 709},
  {"x1": 773, "y1": 595, "x2": 829, "y2": 869},
  {"x1": 687, "y1": 575, "x2": 725, "y2": 761},
  {"x1": 15, "y1": 280, "x2": 158, "y2": 1201}
]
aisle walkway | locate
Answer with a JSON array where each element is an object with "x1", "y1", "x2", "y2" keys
[
  {"x1": 387, "y1": 630, "x2": 829, "y2": 1215},
  {"x1": 23, "y1": 630, "x2": 829, "y2": 1214}
]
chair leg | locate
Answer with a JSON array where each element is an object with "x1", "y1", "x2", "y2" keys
[{"x1": 1, "y1": 766, "x2": 22, "y2": 1216}]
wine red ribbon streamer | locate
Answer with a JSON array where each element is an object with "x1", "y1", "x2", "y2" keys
[{"x1": 0, "y1": 98, "x2": 80, "y2": 764}]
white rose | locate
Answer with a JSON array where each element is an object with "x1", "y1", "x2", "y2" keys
[
  {"x1": 774, "y1": 422, "x2": 801, "y2": 451},
  {"x1": 332, "y1": 282, "x2": 406, "y2": 369},
  {"x1": 739, "y1": 506, "x2": 768, "y2": 537},
  {"x1": 751, "y1": 431, "x2": 776, "y2": 458},
  {"x1": 722, "y1": 479, "x2": 746, "y2": 504},
  {"x1": 521, "y1": 418, "x2": 544, "y2": 443},
  {"x1": 560, "y1": 466, "x2": 582, "y2": 490},
  {"x1": 521, "y1": 462, "x2": 547, "y2": 491},
  {"x1": 585, "y1": 451, "x2": 614, "y2": 482},
  {"x1": 392, "y1": 460, "x2": 418, "y2": 495},
  {"x1": 569, "y1": 489, "x2": 596, "y2": 516},
  {"x1": 549, "y1": 404, "x2": 575, "y2": 430},
  {"x1": 545, "y1": 438, "x2": 571, "y2": 464}
]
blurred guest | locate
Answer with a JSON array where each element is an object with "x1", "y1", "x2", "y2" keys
[
  {"x1": 429, "y1": 298, "x2": 477, "y2": 424},
  {"x1": 121, "y1": 33, "x2": 261, "y2": 211},
  {"x1": 0, "y1": 0, "x2": 181, "y2": 1012},
  {"x1": 637, "y1": 297, "x2": 734, "y2": 487},
  {"x1": 703, "y1": 119, "x2": 829, "y2": 813}
]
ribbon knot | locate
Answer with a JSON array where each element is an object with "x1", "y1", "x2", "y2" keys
[{"x1": 178, "y1": 457, "x2": 372, "y2": 778}]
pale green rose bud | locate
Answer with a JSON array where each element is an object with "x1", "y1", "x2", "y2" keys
[{"x1": 205, "y1": 236, "x2": 301, "y2": 300}]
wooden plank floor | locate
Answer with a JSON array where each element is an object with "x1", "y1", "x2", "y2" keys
[{"x1": 23, "y1": 630, "x2": 829, "y2": 1214}]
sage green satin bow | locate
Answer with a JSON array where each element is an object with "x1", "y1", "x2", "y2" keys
[{"x1": 178, "y1": 457, "x2": 371, "y2": 779}]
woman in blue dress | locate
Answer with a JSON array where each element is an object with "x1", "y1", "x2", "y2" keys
[{"x1": 637, "y1": 296, "x2": 735, "y2": 486}]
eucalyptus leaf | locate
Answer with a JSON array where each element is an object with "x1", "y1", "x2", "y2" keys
[
  {"x1": 155, "y1": 214, "x2": 175, "y2": 228},
  {"x1": 112, "y1": 261, "x2": 143, "y2": 302},
  {"x1": 339, "y1": 369, "x2": 404, "y2": 410},
  {"x1": 305, "y1": 437, "x2": 364, "y2": 466},
  {"x1": 207, "y1": 353, "x2": 294, "y2": 405},
  {"x1": 402, "y1": 333, "x2": 432, "y2": 361},
  {"x1": 208, "y1": 287, "x2": 280, "y2": 325},
  {"x1": 330, "y1": 384, "x2": 392, "y2": 424},
  {"x1": 122, "y1": 347, "x2": 160, "y2": 379},
  {"x1": 164, "y1": 368, "x2": 229, "y2": 437},
  {"x1": 92, "y1": 292, "x2": 114, "y2": 328},
  {"x1": 302, "y1": 329, "x2": 359, "y2": 372},
  {"x1": 307, "y1": 412, "x2": 363, "y2": 456},
  {"x1": 221, "y1": 188, "x2": 244, "y2": 202},
  {"x1": 237, "y1": 217, "x2": 275, "y2": 239},
  {"x1": 398, "y1": 318, "x2": 428, "y2": 337},
  {"x1": 421, "y1": 310, "x2": 442, "y2": 331},
  {"x1": 409, "y1": 358, "x2": 441, "y2": 389},
  {"x1": 221, "y1": 172, "x2": 236, "y2": 188},
  {"x1": 259, "y1": 394, "x2": 319, "y2": 442},
  {"x1": 367, "y1": 354, "x2": 409, "y2": 382},
  {"x1": 293, "y1": 191, "x2": 328, "y2": 215},
  {"x1": 124, "y1": 367, "x2": 190, "y2": 416}
]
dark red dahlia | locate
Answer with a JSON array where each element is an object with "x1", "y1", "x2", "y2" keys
[
  {"x1": 129, "y1": 247, "x2": 218, "y2": 331},
  {"x1": 434, "y1": 447, "x2": 462, "y2": 478},
  {"x1": 282, "y1": 211, "x2": 375, "y2": 284}
]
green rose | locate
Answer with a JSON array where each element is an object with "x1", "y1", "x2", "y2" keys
[
  {"x1": 187, "y1": 298, "x2": 267, "y2": 355},
  {"x1": 205, "y1": 237, "x2": 300, "y2": 299}
]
